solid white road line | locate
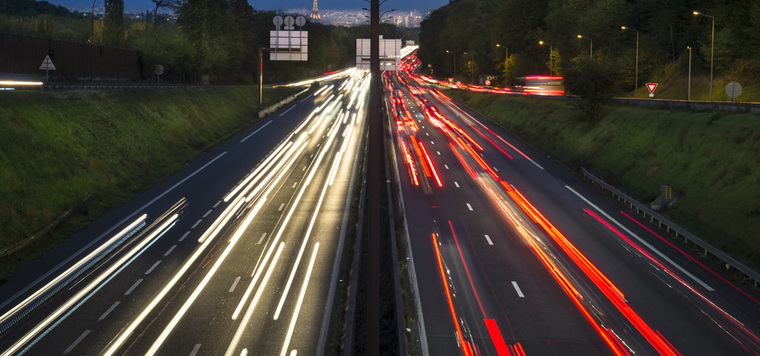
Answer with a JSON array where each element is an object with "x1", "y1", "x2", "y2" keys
[
  {"x1": 454, "y1": 181, "x2": 460, "y2": 188},
  {"x1": 240, "y1": 120, "x2": 272, "y2": 142},
  {"x1": 466, "y1": 203, "x2": 473, "y2": 211},
  {"x1": 63, "y1": 330, "x2": 90, "y2": 354},
  {"x1": 191, "y1": 219, "x2": 202, "y2": 229},
  {"x1": 203, "y1": 209, "x2": 213, "y2": 218},
  {"x1": 564, "y1": 185, "x2": 714, "y2": 291},
  {"x1": 511, "y1": 281, "x2": 525, "y2": 298},
  {"x1": 484, "y1": 235, "x2": 493, "y2": 245},
  {"x1": 179, "y1": 231, "x2": 191, "y2": 242},
  {"x1": 163, "y1": 245, "x2": 177, "y2": 257},
  {"x1": 229, "y1": 277, "x2": 241, "y2": 293},
  {"x1": 145, "y1": 260, "x2": 162, "y2": 275},
  {"x1": 99, "y1": 301, "x2": 120, "y2": 321},
  {"x1": 279, "y1": 104, "x2": 298, "y2": 117},
  {"x1": 257, "y1": 233, "x2": 267, "y2": 245},
  {"x1": 124, "y1": 279, "x2": 143, "y2": 295},
  {"x1": 189, "y1": 344, "x2": 202, "y2": 356}
]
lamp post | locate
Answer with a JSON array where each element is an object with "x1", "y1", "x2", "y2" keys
[
  {"x1": 90, "y1": 0, "x2": 97, "y2": 82},
  {"x1": 446, "y1": 50, "x2": 455, "y2": 79},
  {"x1": 538, "y1": 41, "x2": 552, "y2": 76},
  {"x1": 621, "y1": 26, "x2": 639, "y2": 98},
  {"x1": 694, "y1": 11, "x2": 714, "y2": 102},
  {"x1": 687, "y1": 46, "x2": 692, "y2": 100},
  {"x1": 497, "y1": 44, "x2": 508, "y2": 86},
  {"x1": 577, "y1": 35, "x2": 592, "y2": 58},
  {"x1": 463, "y1": 51, "x2": 474, "y2": 84}
]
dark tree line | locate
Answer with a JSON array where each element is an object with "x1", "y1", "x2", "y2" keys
[
  {"x1": 1, "y1": 0, "x2": 415, "y2": 84},
  {"x1": 419, "y1": 0, "x2": 760, "y2": 95}
]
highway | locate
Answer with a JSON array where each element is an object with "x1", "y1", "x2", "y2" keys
[
  {"x1": 0, "y1": 69, "x2": 369, "y2": 356},
  {"x1": 387, "y1": 64, "x2": 760, "y2": 356}
]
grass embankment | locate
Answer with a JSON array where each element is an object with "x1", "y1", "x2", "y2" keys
[
  {"x1": 0, "y1": 87, "x2": 299, "y2": 280},
  {"x1": 449, "y1": 90, "x2": 760, "y2": 270},
  {"x1": 624, "y1": 61, "x2": 760, "y2": 103}
]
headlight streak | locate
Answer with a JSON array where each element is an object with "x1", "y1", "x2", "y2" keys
[
  {"x1": 17, "y1": 219, "x2": 175, "y2": 356},
  {"x1": 279, "y1": 243, "x2": 320, "y2": 356},
  {"x1": 274, "y1": 118, "x2": 344, "y2": 319},
  {"x1": 144, "y1": 194, "x2": 269, "y2": 356},
  {"x1": 225, "y1": 242, "x2": 286, "y2": 356},
  {"x1": 0, "y1": 215, "x2": 146, "y2": 328},
  {"x1": 106, "y1": 130, "x2": 309, "y2": 356},
  {"x1": 4, "y1": 215, "x2": 177, "y2": 356},
  {"x1": 280, "y1": 68, "x2": 356, "y2": 87},
  {"x1": 223, "y1": 140, "x2": 291, "y2": 202}
]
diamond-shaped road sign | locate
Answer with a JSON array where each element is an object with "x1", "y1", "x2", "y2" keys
[{"x1": 646, "y1": 83, "x2": 658, "y2": 97}]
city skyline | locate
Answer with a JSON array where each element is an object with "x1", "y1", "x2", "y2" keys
[{"x1": 46, "y1": 0, "x2": 444, "y2": 16}]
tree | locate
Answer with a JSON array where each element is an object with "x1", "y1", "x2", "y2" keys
[
  {"x1": 151, "y1": 0, "x2": 175, "y2": 26},
  {"x1": 104, "y1": 0, "x2": 124, "y2": 47},
  {"x1": 563, "y1": 57, "x2": 619, "y2": 121}
]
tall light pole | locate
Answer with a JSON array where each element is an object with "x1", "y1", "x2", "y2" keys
[
  {"x1": 694, "y1": 11, "x2": 714, "y2": 102},
  {"x1": 539, "y1": 41, "x2": 553, "y2": 76},
  {"x1": 622, "y1": 26, "x2": 639, "y2": 98},
  {"x1": 366, "y1": 0, "x2": 381, "y2": 354},
  {"x1": 577, "y1": 35, "x2": 592, "y2": 58},
  {"x1": 687, "y1": 46, "x2": 692, "y2": 100},
  {"x1": 446, "y1": 50, "x2": 456, "y2": 79},
  {"x1": 90, "y1": 0, "x2": 97, "y2": 82},
  {"x1": 463, "y1": 51, "x2": 474, "y2": 84},
  {"x1": 497, "y1": 44, "x2": 508, "y2": 86}
]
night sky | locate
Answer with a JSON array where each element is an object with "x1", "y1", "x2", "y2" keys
[{"x1": 46, "y1": 0, "x2": 445, "y2": 14}]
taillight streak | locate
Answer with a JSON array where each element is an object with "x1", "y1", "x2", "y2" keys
[
  {"x1": 418, "y1": 141, "x2": 443, "y2": 187},
  {"x1": 432, "y1": 233, "x2": 474, "y2": 356}
]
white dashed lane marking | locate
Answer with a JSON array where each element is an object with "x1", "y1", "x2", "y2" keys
[
  {"x1": 466, "y1": 203, "x2": 473, "y2": 211},
  {"x1": 98, "y1": 301, "x2": 120, "y2": 321},
  {"x1": 125, "y1": 279, "x2": 143, "y2": 295},
  {"x1": 512, "y1": 281, "x2": 525, "y2": 298},
  {"x1": 484, "y1": 235, "x2": 493, "y2": 245},
  {"x1": 145, "y1": 260, "x2": 162, "y2": 275}
]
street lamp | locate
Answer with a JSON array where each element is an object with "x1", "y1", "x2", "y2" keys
[
  {"x1": 90, "y1": 0, "x2": 98, "y2": 82},
  {"x1": 446, "y1": 50, "x2": 455, "y2": 79},
  {"x1": 463, "y1": 51, "x2": 474, "y2": 84},
  {"x1": 538, "y1": 41, "x2": 553, "y2": 76},
  {"x1": 577, "y1": 35, "x2": 592, "y2": 58},
  {"x1": 497, "y1": 44, "x2": 508, "y2": 86},
  {"x1": 694, "y1": 11, "x2": 714, "y2": 102},
  {"x1": 621, "y1": 26, "x2": 639, "y2": 98},
  {"x1": 687, "y1": 46, "x2": 692, "y2": 100}
]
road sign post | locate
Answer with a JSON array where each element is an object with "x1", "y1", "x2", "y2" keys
[
  {"x1": 39, "y1": 55, "x2": 56, "y2": 83},
  {"x1": 155, "y1": 65, "x2": 164, "y2": 84},
  {"x1": 646, "y1": 83, "x2": 658, "y2": 98}
]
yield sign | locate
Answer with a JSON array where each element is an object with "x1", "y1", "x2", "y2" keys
[
  {"x1": 39, "y1": 55, "x2": 56, "y2": 70},
  {"x1": 646, "y1": 83, "x2": 658, "y2": 94}
]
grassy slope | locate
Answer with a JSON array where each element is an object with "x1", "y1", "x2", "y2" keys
[
  {"x1": 450, "y1": 91, "x2": 760, "y2": 269},
  {"x1": 0, "y1": 87, "x2": 298, "y2": 279},
  {"x1": 624, "y1": 62, "x2": 760, "y2": 103}
]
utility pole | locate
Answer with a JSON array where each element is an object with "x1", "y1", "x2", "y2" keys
[{"x1": 367, "y1": 0, "x2": 381, "y2": 355}]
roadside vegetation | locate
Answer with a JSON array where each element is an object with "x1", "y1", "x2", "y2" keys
[
  {"x1": 449, "y1": 90, "x2": 760, "y2": 271},
  {"x1": 0, "y1": 86, "x2": 298, "y2": 280}
]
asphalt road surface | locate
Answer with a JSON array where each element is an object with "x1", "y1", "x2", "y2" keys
[
  {"x1": 0, "y1": 69, "x2": 369, "y2": 356},
  {"x1": 388, "y1": 69, "x2": 760, "y2": 356}
]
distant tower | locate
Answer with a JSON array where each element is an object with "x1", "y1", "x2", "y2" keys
[{"x1": 310, "y1": 0, "x2": 321, "y2": 21}]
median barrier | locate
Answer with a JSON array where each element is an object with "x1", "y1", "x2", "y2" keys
[{"x1": 257, "y1": 88, "x2": 309, "y2": 119}]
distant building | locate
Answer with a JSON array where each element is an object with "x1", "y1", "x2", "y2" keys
[{"x1": 310, "y1": 0, "x2": 321, "y2": 22}]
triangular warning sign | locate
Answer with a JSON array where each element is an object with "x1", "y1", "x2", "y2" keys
[
  {"x1": 39, "y1": 55, "x2": 56, "y2": 71},
  {"x1": 646, "y1": 83, "x2": 658, "y2": 94}
]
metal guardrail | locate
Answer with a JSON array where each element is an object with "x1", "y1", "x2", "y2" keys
[
  {"x1": 611, "y1": 97, "x2": 760, "y2": 114},
  {"x1": 29, "y1": 83, "x2": 248, "y2": 91},
  {"x1": 581, "y1": 167, "x2": 760, "y2": 287}
]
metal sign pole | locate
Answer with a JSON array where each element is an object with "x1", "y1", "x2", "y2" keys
[{"x1": 368, "y1": 0, "x2": 381, "y2": 354}]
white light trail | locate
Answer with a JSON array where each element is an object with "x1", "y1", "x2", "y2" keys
[{"x1": 279, "y1": 243, "x2": 320, "y2": 356}]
